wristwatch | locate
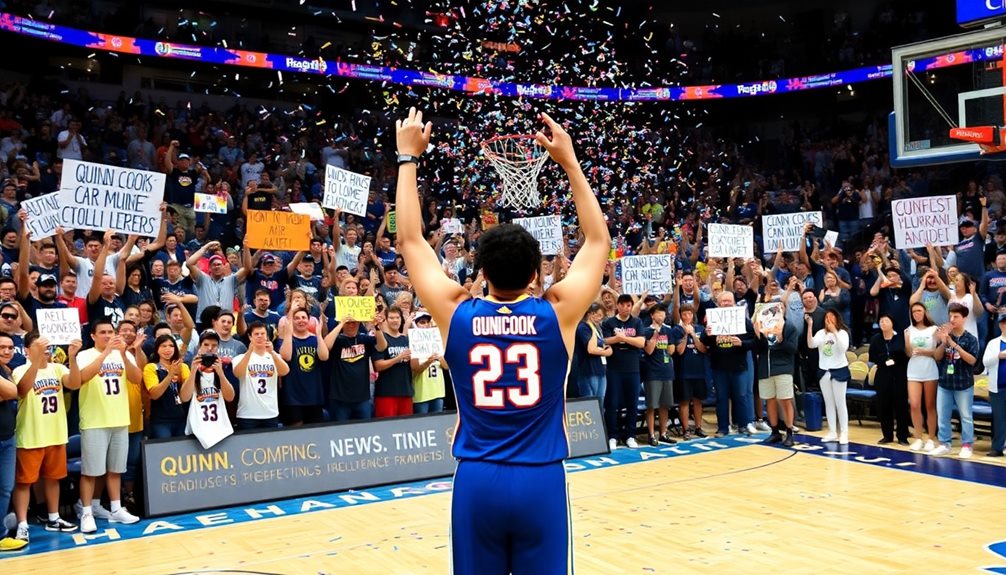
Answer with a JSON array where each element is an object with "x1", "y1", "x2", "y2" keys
[{"x1": 396, "y1": 153, "x2": 421, "y2": 166}]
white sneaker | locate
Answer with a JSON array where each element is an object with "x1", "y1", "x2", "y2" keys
[
  {"x1": 755, "y1": 420, "x2": 772, "y2": 432},
  {"x1": 74, "y1": 501, "x2": 111, "y2": 520},
  {"x1": 608, "y1": 438, "x2": 618, "y2": 451},
  {"x1": 791, "y1": 425, "x2": 801, "y2": 433},
  {"x1": 838, "y1": 434, "x2": 849, "y2": 445},
  {"x1": 909, "y1": 439, "x2": 924, "y2": 451},
  {"x1": 923, "y1": 439, "x2": 935, "y2": 452},
  {"x1": 927, "y1": 444, "x2": 950, "y2": 457},
  {"x1": 745, "y1": 422, "x2": 758, "y2": 435},
  {"x1": 14, "y1": 524, "x2": 28, "y2": 543},
  {"x1": 108, "y1": 508, "x2": 139, "y2": 525},
  {"x1": 79, "y1": 513, "x2": 96, "y2": 534},
  {"x1": 959, "y1": 446, "x2": 973, "y2": 459},
  {"x1": 821, "y1": 432, "x2": 838, "y2": 442},
  {"x1": 625, "y1": 437, "x2": 639, "y2": 449}
]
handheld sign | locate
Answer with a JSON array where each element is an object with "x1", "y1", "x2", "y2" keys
[
  {"x1": 706, "y1": 307, "x2": 747, "y2": 336},
  {"x1": 288, "y1": 202, "x2": 326, "y2": 221},
  {"x1": 37, "y1": 307, "x2": 81, "y2": 346},
  {"x1": 334, "y1": 296, "x2": 376, "y2": 322},
  {"x1": 408, "y1": 327, "x2": 444, "y2": 362},
  {"x1": 891, "y1": 195, "x2": 958, "y2": 249},
  {"x1": 754, "y1": 302, "x2": 784, "y2": 332},
  {"x1": 761, "y1": 211, "x2": 822, "y2": 253},
  {"x1": 441, "y1": 218, "x2": 464, "y2": 235},
  {"x1": 323, "y1": 165, "x2": 371, "y2": 216},
  {"x1": 58, "y1": 159, "x2": 165, "y2": 237},
  {"x1": 387, "y1": 210, "x2": 397, "y2": 234},
  {"x1": 21, "y1": 194, "x2": 64, "y2": 240},
  {"x1": 823, "y1": 230, "x2": 839, "y2": 248},
  {"x1": 194, "y1": 193, "x2": 228, "y2": 214},
  {"x1": 708, "y1": 223, "x2": 754, "y2": 258},
  {"x1": 481, "y1": 210, "x2": 498, "y2": 230},
  {"x1": 246, "y1": 210, "x2": 311, "y2": 252},
  {"x1": 514, "y1": 215, "x2": 563, "y2": 256},
  {"x1": 620, "y1": 254, "x2": 672, "y2": 295}
]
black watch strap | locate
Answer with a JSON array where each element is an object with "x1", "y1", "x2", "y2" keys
[{"x1": 397, "y1": 154, "x2": 421, "y2": 166}]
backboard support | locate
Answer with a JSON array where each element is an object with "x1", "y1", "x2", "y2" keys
[{"x1": 891, "y1": 25, "x2": 1006, "y2": 167}]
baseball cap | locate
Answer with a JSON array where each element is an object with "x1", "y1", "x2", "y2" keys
[
  {"x1": 414, "y1": 311, "x2": 432, "y2": 323},
  {"x1": 37, "y1": 274, "x2": 58, "y2": 286},
  {"x1": 208, "y1": 254, "x2": 226, "y2": 266},
  {"x1": 199, "y1": 329, "x2": 221, "y2": 344},
  {"x1": 0, "y1": 302, "x2": 16, "y2": 314},
  {"x1": 177, "y1": 153, "x2": 191, "y2": 160},
  {"x1": 960, "y1": 217, "x2": 976, "y2": 227},
  {"x1": 302, "y1": 254, "x2": 316, "y2": 263},
  {"x1": 260, "y1": 253, "x2": 278, "y2": 265}
]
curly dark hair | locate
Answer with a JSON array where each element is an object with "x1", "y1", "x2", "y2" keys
[{"x1": 474, "y1": 224, "x2": 542, "y2": 292}]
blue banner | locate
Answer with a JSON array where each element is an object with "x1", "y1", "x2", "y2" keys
[
  {"x1": 958, "y1": 0, "x2": 1006, "y2": 27},
  {"x1": 0, "y1": 11, "x2": 896, "y2": 102}
]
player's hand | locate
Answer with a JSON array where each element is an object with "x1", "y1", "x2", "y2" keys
[
  {"x1": 535, "y1": 112, "x2": 577, "y2": 170},
  {"x1": 395, "y1": 107, "x2": 432, "y2": 157}
]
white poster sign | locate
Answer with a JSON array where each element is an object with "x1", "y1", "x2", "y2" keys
[
  {"x1": 761, "y1": 211, "x2": 822, "y2": 253},
  {"x1": 706, "y1": 306, "x2": 748, "y2": 336},
  {"x1": 36, "y1": 307, "x2": 81, "y2": 345},
  {"x1": 408, "y1": 328, "x2": 444, "y2": 362},
  {"x1": 891, "y1": 195, "x2": 959, "y2": 249},
  {"x1": 322, "y1": 165, "x2": 371, "y2": 216},
  {"x1": 441, "y1": 218, "x2": 464, "y2": 235},
  {"x1": 58, "y1": 159, "x2": 165, "y2": 237},
  {"x1": 21, "y1": 194, "x2": 64, "y2": 240},
  {"x1": 708, "y1": 223, "x2": 754, "y2": 258},
  {"x1": 514, "y1": 215, "x2": 563, "y2": 256},
  {"x1": 620, "y1": 254, "x2": 672, "y2": 295},
  {"x1": 288, "y1": 202, "x2": 326, "y2": 221},
  {"x1": 823, "y1": 230, "x2": 839, "y2": 248}
]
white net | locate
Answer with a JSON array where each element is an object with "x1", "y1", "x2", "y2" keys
[{"x1": 481, "y1": 136, "x2": 550, "y2": 209}]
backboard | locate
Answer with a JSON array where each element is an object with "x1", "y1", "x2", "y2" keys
[{"x1": 891, "y1": 25, "x2": 1006, "y2": 167}]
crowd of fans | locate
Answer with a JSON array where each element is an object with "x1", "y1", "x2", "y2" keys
[{"x1": 0, "y1": 4, "x2": 1002, "y2": 548}]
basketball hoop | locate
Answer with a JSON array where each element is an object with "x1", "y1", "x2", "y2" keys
[
  {"x1": 481, "y1": 135, "x2": 550, "y2": 209},
  {"x1": 949, "y1": 126, "x2": 1006, "y2": 156}
]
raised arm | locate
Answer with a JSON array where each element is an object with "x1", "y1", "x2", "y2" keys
[
  {"x1": 16, "y1": 211, "x2": 31, "y2": 300},
  {"x1": 538, "y1": 113, "x2": 611, "y2": 334},
  {"x1": 394, "y1": 108, "x2": 469, "y2": 332}
]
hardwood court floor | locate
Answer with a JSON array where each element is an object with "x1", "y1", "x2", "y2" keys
[{"x1": 4, "y1": 431, "x2": 1004, "y2": 575}]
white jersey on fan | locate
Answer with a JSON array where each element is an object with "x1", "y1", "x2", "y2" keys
[
  {"x1": 234, "y1": 350, "x2": 279, "y2": 419},
  {"x1": 185, "y1": 370, "x2": 233, "y2": 449}
]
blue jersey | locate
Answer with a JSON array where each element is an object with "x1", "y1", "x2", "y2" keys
[{"x1": 444, "y1": 295, "x2": 570, "y2": 464}]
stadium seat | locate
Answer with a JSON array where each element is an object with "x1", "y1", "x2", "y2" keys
[
  {"x1": 857, "y1": 352, "x2": 871, "y2": 363},
  {"x1": 846, "y1": 387, "x2": 877, "y2": 426},
  {"x1": 845, "y1": 351, "x2": 858, "y2": 364},
  {"x1": 848, "y1": 361, "x2": 870, "y2": 388}
]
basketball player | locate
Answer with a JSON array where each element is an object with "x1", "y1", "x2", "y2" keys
[
  {"x1": 395, "y1": 108, "x2": 609, "y2": 574},
  {"x1": 232, "y1": 323, "x2": 290, "y2": 430}
]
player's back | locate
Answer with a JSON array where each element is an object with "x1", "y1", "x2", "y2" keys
[{"x1": 444, "y1": 295, "x2": 570, "y2": 464}]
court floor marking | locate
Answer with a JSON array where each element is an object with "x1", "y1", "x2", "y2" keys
[
  {"x1": 773, "y1": 434, "x2": 1006, "y2": 488},
  {"x1": 2, "y1": 435, "x2": 755, "y2": 557},
  {"x1": 5, "y1": 432, "x2": 1005, "y2": 559}
]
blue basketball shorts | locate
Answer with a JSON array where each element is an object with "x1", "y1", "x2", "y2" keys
[{"x1": 451, "y1": 459, "x2": 572, "y2": 575}]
